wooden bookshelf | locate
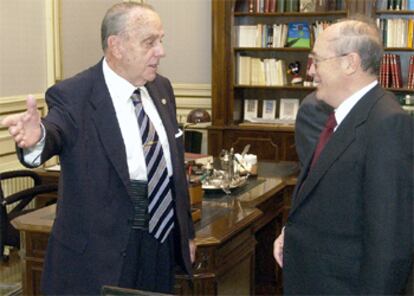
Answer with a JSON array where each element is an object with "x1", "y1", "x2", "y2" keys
[
  {"x1": 209, "y1": 0, "x2": 350, "y2": 161},
  {"x1": 209, "y1": 0, "x2": 414, "y2": 162}
]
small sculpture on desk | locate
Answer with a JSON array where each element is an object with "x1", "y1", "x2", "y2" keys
[{"x1": 288, "y1": 61, "x2": 303, "y2": 85}]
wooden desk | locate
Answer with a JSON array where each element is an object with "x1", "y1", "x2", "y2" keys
[{"x1": 14, "y1": 163, "x2": 298, "y2": 295}]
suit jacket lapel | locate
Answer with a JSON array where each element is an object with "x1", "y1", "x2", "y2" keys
[
  {"x1": 290, "y1": 85, "x2": 385, "y2": 215},
  {"x1": 89, "y1": 62, "x2": 130, "y2": 190}
]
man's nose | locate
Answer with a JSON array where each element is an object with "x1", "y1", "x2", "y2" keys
[
  {"x1": 155, "y1": 42, "x2": 165, "y2": 58},
  {"x1": 308, "y1": 62, "x2": 316, "y2": 77}
]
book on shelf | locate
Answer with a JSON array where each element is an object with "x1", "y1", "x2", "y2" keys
[
  {"x1": 409, "y1": 0, "x2": 414, "y2": 10},
  {"x1": 285, "y1": 0, "x2": 300, "y2": 12},
  {"x1": 286, "y1": 22, "x2": 311, "y2": 48},
  {"x1": 379, "y1": 54, "x2": 390, "y2": 88},
  {"x1": 408, "y1": 20, "x2": 413, "y2": 48},
  {"x1": 277, "y1": 0, "x2": 285, "y2": 12},
  {"x1": 237, "y1": 55, "x2": 252, "y2": 85},
  {"x1": 236, "y1": 25, "x2": 258, "y2": 47},
  {"x1": 300, "y1": 0, "x2": 316, "y2": 12},
  {"x1": 262, "y1": 100, "x2": 277, "y2": 119},
  {"x1": 244, "y1": 99, "x2": 259, "y2": 120},
  {"x1": 390, "y1": 54, "x2": 403, "y2": 88},
  {"x1": 376, "y1": 0, "x2": 388, "y2": 10},
  {"x1": 280, "y1": 98, "x2": 300, "y2": 120},
  {"x1": 408, "y1": 55, "x2": 414, "y2": 89}
]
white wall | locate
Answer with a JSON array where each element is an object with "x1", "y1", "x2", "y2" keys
[
  {"x1": 0, "y1": 0, "x2": 47, "y2": 96},
  {"x1": 147, "y1": 0, "x2": 212, "y2": 84}
]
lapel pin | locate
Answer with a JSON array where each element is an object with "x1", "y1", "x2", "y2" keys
[{"x1": 161, "y1": 98, "x2": 167, "y2": 105}]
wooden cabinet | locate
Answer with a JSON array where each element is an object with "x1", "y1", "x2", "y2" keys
[{"x1": 209, "y1": 0, "x2": 414, "y2": 161}]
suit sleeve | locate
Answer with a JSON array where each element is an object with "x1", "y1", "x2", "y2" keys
[
  {"x1": 17, "y1": 86, "x2": 78, "y2": 168},
  {"x1": 360, "y1": 112, "x2": 413, "y2": 293}
]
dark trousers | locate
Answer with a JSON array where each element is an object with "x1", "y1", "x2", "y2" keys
[{"x1": 118, "y1": 228, "x2": 175, "y2": 294}]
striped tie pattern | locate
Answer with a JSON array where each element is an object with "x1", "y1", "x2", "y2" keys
[{"x1": 131, "y1": 89, "x2": 174, "y2": 243}]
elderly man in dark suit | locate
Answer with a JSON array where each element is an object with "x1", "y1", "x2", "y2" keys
[
  {"x1": 274, "y1": 17, "x2": 413, "y2": 295},
  {"x1": 1, "y1": 2, "x2": 195, "y2": 295}
]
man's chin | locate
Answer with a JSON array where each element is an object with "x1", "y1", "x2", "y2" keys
[{"x1": 145, "y1": 72, "x2": 157, "y2": 82}]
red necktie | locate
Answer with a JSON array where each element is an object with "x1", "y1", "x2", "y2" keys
[{"x1": 310, "y1": 112, "x2": 337, "y2": 168}]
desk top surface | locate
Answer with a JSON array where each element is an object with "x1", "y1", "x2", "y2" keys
[{"x1": 15, "y1": 162, "x2": 298, "y2": 246}]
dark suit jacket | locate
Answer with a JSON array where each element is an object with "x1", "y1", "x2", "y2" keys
[
  {"x1": 19, "y1": 60, "x2": 195, "y2": 295},
  {"x1": 284, "y1": 85, "x2": 413, "y2": 295},
  {"x1": 295, "y1": 92, "x2": 332, "y2": 167}
]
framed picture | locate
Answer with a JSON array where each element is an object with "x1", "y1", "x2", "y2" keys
[
  {"x1": 279, "y1": 98, "x2": 299, "y2": 120},
  {"x1": 262, "y1": 100, "x2": 277, "y2": 119},
  {"x1": 244, "y1": 99, "x2": 258, "y2": 120}
]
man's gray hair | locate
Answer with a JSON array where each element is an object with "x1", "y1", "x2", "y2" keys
[
  {"x1": 330, "y1": 16, "x2": 383, "y2": 76},
  {"x1": 101, "y1": 2, "x2": 154, "y2": 52}
]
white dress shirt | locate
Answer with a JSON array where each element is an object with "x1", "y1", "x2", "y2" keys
[
  {"x1": 333, "y1": 80, "x2": 378, "y2": 131},
  {"x1": 24, "y1": 58, "x2": 173, "y2": 180}
]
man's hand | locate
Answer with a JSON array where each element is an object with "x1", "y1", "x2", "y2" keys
[
  {"x1": 1, "y1": 95, "x2": 42, "y2": 148},
  {"x1": 189, "y1": 239, "x2": 196, "y2": 263},
  {"x1": 273, "y1": 227, "x2": 285, "y2": 268}
]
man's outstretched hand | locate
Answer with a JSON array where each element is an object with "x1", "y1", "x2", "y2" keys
[{"x1": 1, "y1": 95, "x2": 42, "y2": 148}]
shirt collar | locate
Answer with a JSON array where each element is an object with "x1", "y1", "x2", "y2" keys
[
  {"x1": 102, "y1": 58, "x2": 136, "y2": 104},
  {"x1": 334, "y1": 80, "x2": 378, "y2": 127}
]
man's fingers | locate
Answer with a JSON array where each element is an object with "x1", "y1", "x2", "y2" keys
[
  {"x1": 26, "y1": 95, "x2": 38, "y2": 116},
  {"x1": 1, "y1": 113, "x2": 21, "y2": 127}
]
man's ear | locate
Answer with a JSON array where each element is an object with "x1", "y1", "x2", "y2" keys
[
  {"x1": 107, "y1": 35, "x2": 123, "y2": 59},
  {"x1": 343, "y1": 52, "x2": 359, "y2": 75}
]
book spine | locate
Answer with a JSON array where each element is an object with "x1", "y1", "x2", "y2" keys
[
  {"x1": 384, "y1": 54, "x2": 391, "y2": 88},
  {"x1": 408, "y1": 56, "x2": 414, "y2": 89},
  {"x1": 395, "y1": 54, "x2": 402, "y2": 88}
]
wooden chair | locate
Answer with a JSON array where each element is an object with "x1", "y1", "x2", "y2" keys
[{"x1": 0, "y1": 170, "x2": 58, "y2": 261}]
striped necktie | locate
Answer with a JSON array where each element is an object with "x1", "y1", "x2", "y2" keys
[{"x1": 131, "y1": 88, "x2": 174, "y2": 243}]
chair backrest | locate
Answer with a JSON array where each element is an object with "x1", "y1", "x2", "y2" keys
[
  {"x1": 0, "y1": 170, "x2": 58, "y2": 260},
  {"x1": 0, "y1": 170, "x2": 41, "y2": 201}
]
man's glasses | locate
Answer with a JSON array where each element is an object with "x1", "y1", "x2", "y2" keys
[{"x1": 309, "y1": 53, "x2": 349, "y2": 68}]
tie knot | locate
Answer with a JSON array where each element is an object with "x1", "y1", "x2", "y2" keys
[
  {"x1": 326, "y1": 112, "x2": 337, "y2": 130},
  {"x1": 131, "y1": 89, "x2": 142, "y2": 106}
]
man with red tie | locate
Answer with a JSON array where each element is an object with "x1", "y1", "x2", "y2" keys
[{"x1": 274, "y1": 16, "x2": 413, "y2": 295}]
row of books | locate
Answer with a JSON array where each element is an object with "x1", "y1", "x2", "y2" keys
[
  {"x1": 376, "y1": 18, "x2": 414, "y2": 48},
  {"x1": 379, "y1": 54, "x2": 403, "y2": 88},
  {"x1": 239, "y1": 0, "x2": 345, "y2": 13},
  {"x1": 376, "y1": 0, "x2": 414, "y2": 10},
  {"x1": 243, "y1": 98, "x2": 299, "y2": 122},
  {"x1": 236, "y1": 21, "x2": 331, "y2": 48},
  {"x1": 237, "y1": 55, "x2": 288, "y2": 86},
  {"x1": 237, "y1": 53, "x2": 414, "y2": 89},
  {"x1": 378, "y1": 54, "x2": 414, "y2": 89}
]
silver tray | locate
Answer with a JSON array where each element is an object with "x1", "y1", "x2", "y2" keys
[{"x1": 202, "y1": 176, "x2": 247, "y2": 191}]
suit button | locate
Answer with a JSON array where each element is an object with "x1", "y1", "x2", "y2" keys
[{"x1": 121, "y1": 251, "x2": 127, "y2": 257}]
